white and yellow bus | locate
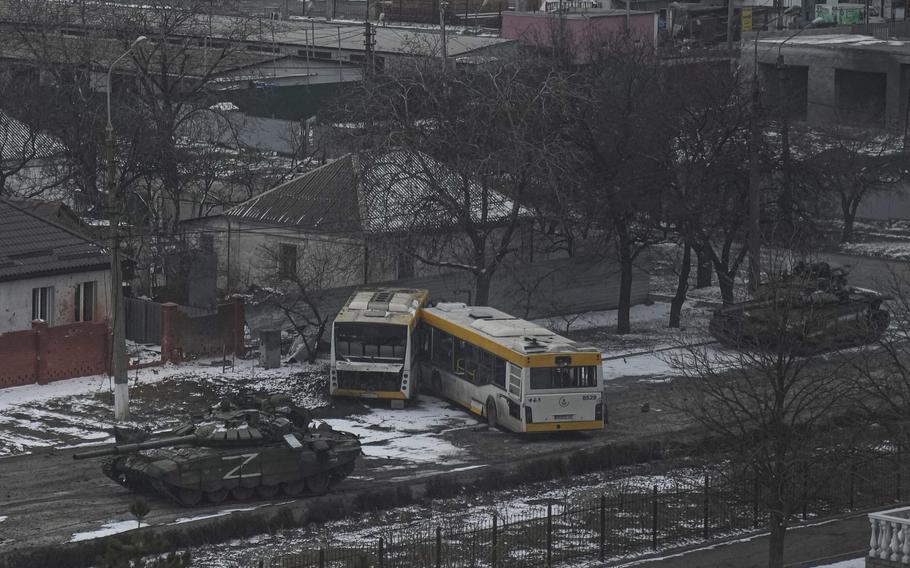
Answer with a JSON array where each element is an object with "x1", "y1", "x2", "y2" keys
[
  {"x1": 418, "y1": 303, "x2": 605, "y2": 433},
  {"x1": 330, "y1": 288, "x2": 429, "y2": 406}
]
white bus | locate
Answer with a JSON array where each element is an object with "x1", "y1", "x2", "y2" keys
[
  {"x1": 330, "y1": 288, "x2": 429, "y2": 406},
  {"x1": 418, "y1": 303, "x2": 605, "y2": 433}
]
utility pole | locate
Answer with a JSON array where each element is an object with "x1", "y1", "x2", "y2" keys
[
  {"x1": 105, "y1": 36, "x2": 146, "y2": 422},
  {"x1": 747, "y1": 67, "x2": 762, "y2": 291},
  {"x1": 364, "y1": 21, "x2": 375, "y2": 75},
  {"x1": 106, "y1": 124, "x2": 129, "y2": 421},
  {"x1": 777, "y1": 54, "x2": 793, "y2": 240},
  {"x1": 726, "y1": 0, "x2": 735, "y2": 53},
  {"x1": 439, "y1": 0, "x2": 448, "y2": 71}
]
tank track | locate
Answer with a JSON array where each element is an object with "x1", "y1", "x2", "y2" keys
[
  {"x1": 104, "y1": 456, "x2": 359, "y2": 507},
  {"x1": 709, "y1": 308, "x2": 890, "y2": 355}
]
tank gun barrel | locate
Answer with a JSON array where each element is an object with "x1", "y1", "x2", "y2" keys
[{"x1": 73, "y1": 434, "x2": 199, "y2": 460}]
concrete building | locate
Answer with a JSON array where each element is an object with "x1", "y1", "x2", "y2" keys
[
  {"x1": 0, "y1": 199, "x2": 111, "y2": 333},
  {"x1": 744, "y1": 31, "x2": 910, "y2": 132},
  {"x1": 502, "y1": 8, "x2": 658, "y2": 61}
]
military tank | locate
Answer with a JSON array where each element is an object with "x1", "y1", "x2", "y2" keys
[
  {"x1": 74, "y1": 397, "x2": 361, "y2": 506},
  {"x1": 709, "y1": 262, "x2": 890, "y2": 355}
]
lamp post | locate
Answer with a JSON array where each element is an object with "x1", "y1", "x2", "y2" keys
[
  {"x1": 106, "y1": 36, "x2": 147, "y2": 422},
  {"x1": 775, "y1": 18, "x2": 823, "y2": 240},
  {"x1": 746, "y1": 18, "x2": 819, "y2": 291}
]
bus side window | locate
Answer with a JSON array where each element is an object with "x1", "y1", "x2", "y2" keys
[
  {"x1": 508, "y1": 364, "x2": 522, "y2": 397},
  {"x1": 477, "y1": 350, "x2": 492, "y2": 385},
  {"x1": 491, "y1": 356, "x2": 506, "y2": 390}
]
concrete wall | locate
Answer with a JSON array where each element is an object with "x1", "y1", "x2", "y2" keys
[
  {"x1": 744, "y1": 35, "x2": 910, "y2": 132},
  {"x1": 501, "y1": 11, "x2": 657, "y2": 61},
  {"x1": 246, "y1": 252, "x2": 651, "y2": 335},
  {"x1": 0, "y1": 269, "x2": 111, "y2": 334}
]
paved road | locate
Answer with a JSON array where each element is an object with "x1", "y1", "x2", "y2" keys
[
  {"x1": 817, "y1": 250, "x2": 910, "y2": 290},
  {"x1": 617, "y1": 512, "x2": 871, "y2": 568}
]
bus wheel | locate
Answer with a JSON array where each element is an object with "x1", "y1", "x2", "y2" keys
[{"x1": 486, "y1": 397, "x2": 498, "y2": 429}]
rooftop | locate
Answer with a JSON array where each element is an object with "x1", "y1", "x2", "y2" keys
[
  {"x1": 0, "y1": 199, "x2": 110, "y2": 283},
  {"x1": 334, "y1": 288, "x2": 429, "y2": 326},
  {"x1": 423, "y1": 303, "x2": 600, "y2": 358},
  {"x1": 757, "y1": 33, "x2": 910, "y2": 57},
  {"x1": 221, "y1": 150, "x2": 519, "y2": 234}
]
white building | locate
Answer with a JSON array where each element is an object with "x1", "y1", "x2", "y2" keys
[{"x1": 0, "y1": 199, "x2": 111, "y2": 333}]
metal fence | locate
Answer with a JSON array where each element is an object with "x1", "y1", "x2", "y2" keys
[
  {"x1": 252, "y1": 450, "x2": 909, "y2": 567},
  {"x1": 124, "y1": 297, "x2": 214, "y2": 345}
]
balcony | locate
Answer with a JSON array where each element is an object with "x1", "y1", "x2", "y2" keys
[{"x1": 869, "y1": 507, "x2": 910, "y2": 566}]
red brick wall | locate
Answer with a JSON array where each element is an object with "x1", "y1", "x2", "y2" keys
[
  {"x1": 0, "y1": 327, "x2": 39, "y2": 388},
  {"x1": 43, "y1": 322, "x2": 110, "y2": 383},
  {"x1": 0, "y1": 320, "x2": 109, "y2": 389},
  {"x1": 162, "y1": 299, "x2": 245, "y2": 362}
]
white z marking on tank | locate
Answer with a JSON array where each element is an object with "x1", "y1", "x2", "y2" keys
[{"x1": 222, "y1": 453, "x2": 261, "y2": 479}]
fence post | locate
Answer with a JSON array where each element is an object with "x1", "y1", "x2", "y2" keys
[
  {"x1": 319, "y1": 547, "x2": 325, "y2": 568},
  {"x1": 651, "y1": 485, "x2": 659, "y2": 550},
  {"x1": 801, "y1": 466, "x2": 808, "y2": 521},
  {"x1": 436, "y1": 526, "x2": 442, "y2": 568},
  {"x1": 547, "y1": 503, "x2": 553, "y2": 567},
  {"x1": 753, "y1": 469, "x2": 760, "y2": 529},
  {"x1": 898, "y1": 446, "x2": 903, "y2": 502},
  {"x1": 703, "y1": 473, "x2": 710, "y2": 540},
  {"x1": 378, "y1": 537, "x2": 384, "y2": 568},
  {"x1": 599, "y1": 493, "x2": 606, "y2": 562},
  {"x1": 492, "y1": 515, "x2": 498, "y2": 568},
  {"x1": 849, "y1": 463, "x2": 856, "y2": 510}
]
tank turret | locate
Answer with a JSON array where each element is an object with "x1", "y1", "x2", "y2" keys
[
  {"x1": 709, "y1": 262, "x2": 889, "y2": 354},
  {"x1": 73, "y1": 399, "x2": 360, "y2": 506}
]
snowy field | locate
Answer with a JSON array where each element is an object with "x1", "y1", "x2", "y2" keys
[
  {"x1": 0, "y1": 358, "x2": 329, "y2": 457},
  {"x1": 188, "y1": 463, "x2": 709, "y2": 567}
]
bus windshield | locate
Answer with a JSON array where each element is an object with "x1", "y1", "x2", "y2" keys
[
  {"x1": 334, "y1": 322, "x2": 408, "y2": 362},
  {"x1": 529, "y1": 366, "x2": 598, "y2": 390}
]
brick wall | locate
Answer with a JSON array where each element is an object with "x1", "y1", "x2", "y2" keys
[
  {"x1": 161, "y1": 299, "x2": 245, "y2": 362},
  {"x1": 0, "y1": 320, "x2": 109, "y2": 389}
]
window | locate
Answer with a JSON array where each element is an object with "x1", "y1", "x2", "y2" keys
[
  {"x1": 278, "y1": 244, "x2": 297, "y2": 279},
  {"x1": 432, "y1": 329, "x2": 454, "y2": 370},
  {"x1": 508, "y1": 364, "x2": 522, "y2": 397},
  {"x1": 529, "y1": 366, "x2": 598, "y2": 390},
  {"x1": 31, "y1": 286, "x2": 54, "y2": 324},
  {"x1": 75, "y1": 281, "x2": 96, "y2": 322},
  {"x1": 334, "y1": 322, "x2": 408, "y2": 362},
  {"x1": 492, "y1": 356, "x2": 507, "y2": 390}
]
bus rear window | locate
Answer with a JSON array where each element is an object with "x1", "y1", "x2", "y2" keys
[
  {"x1": 335, "y1": 322, "x2": 407, "y2": 361},
  {"x1": 529, "y1": 366, "x2": 598, "y2": 390}
]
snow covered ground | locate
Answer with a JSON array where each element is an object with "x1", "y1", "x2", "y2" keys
[{"x1": 0, "y1": 358, "x2": 329, "y2": 457}]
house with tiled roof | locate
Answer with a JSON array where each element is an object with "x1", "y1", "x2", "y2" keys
[
  {"x1": 182, "y1": 150, "x2": 531, "y2": 294},
  {"x1": 0, "y1": 198, "x2": 111, "y2": 333}
]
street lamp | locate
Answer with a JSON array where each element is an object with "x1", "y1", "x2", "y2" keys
[
  {"x1": 774, "y1": 18, "x2": 823, "y2": 239},
  {"x1": 746, "y1": 17, "x2": 821, "y2": 291},
  {"x1": 105, "y1": 35, "x2": 147, "y2": 422}
]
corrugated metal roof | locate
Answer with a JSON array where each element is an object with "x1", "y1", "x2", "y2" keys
[
  {"x1": 224, "y1": 151, "x2": 517, "y2": 235},
  {"x1": 0, "y1": 111, "x2": 64, "y2": 162},
  {"x1": 225, "y1": 155, "x2": 361, "y2": 231},
  {"x1": 0, "y1": 199, "x2": 110, "y2": 283}
]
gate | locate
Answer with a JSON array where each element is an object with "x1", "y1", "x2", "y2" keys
[{"x1": 124, "y1": 297, "x2": 162, "y2": 344}]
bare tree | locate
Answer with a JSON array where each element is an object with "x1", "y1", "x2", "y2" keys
[
  {"x1": 337, "y1": 53, "x2": 558, "y2": 305},
  {"x1": 556, "y1": 36, "x2": 671, "y2": 334},
  {"x1": 796, "y1": 126, "x2": 906, "y2": 244},
  {"x1": 670, "y1": 262, "x2": 857, "y2": 568},
  {"x1": 253, "y1": 238, "x2": 362, "y2": 363}
]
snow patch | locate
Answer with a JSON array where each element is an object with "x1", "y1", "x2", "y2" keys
[
  {"x1": 171, "y1": 506, "x2": 261, "y2": 525},
  {"x1": 70, "y1": 520, "x2": 146, "y2": 542}
]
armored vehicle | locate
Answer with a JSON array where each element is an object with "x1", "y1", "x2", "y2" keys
[
  {"x1": 709, "y1": 262, "x2": 889, "y2": 354},
  {"x1": 74, "y1": 397, "x2": 361, "y2": 506}
]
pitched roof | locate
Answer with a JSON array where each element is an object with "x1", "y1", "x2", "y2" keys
[
  {"x1": 224, "y1": 155, "x2": 361, "y2": 232},
  {"x1": 0, "y1": 199, "x2": 110, "y2": 283},
  {"x1": 0, "y1": 111, "x2": 64, "y2": 162},
  {"x1": 223, "y1": 151, "x2": 518, "y2": 235}
]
